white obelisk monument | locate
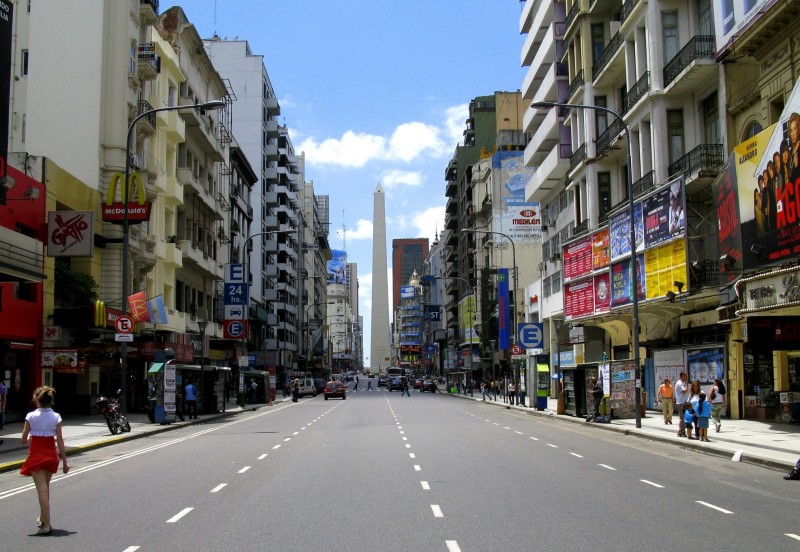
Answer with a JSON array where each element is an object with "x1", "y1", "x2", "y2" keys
[{"x1": 370, "y1": 184, "x2": 392, "y2": 373}]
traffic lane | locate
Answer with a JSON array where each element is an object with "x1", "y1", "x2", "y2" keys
[
  {"x1": 388, "y1": 397, "x2": 795, "y2": 551},
  {"x1": 0, "y1": 400, "x2": 320, "y2": 550},
  {"x1": 149, "y1": 391, "x2": 452, "y2": 552}
]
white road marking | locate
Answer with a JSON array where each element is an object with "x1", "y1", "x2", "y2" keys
[
  {"x1": 503, "y1": 426, "x2": 511, "y2": 430},
  {"x1": 696, "y1": 501, "x2": 733, "y2": 514},
  {"x1": 122, "y1": 547, "x2": 141, "y2": 552},
  {"x1": 530, "y1": 437, "x2": 539, "y2": 441},
  {"x1": 210, "y1": 483, "x2": 227, "y2": 493},
  {"x1": 400, "y1": 431, "x2": 405, "y2": 434},
  {"x1": 402, "y1": 437, "x2": 408, "y2": 441},
  {"x1": 547, "y1": 444, "x2": 558, "y2": 448},
  {"x1": 283, "y1": 437, "x2": 291, "y2": 442},
  {"x1": 570, "y1": 453, "x2": 583, "y2": 458},
  {"x1": 166, "y1": 507, "x2": 193, "y2": 523},
  {"x1": 293, "y1": 431, "x2": 299, "y2": 435},
  {"x1": 599, "y1": 464, "x2": 617, "y2": 470},
  {"x1": 405, "y1": 444, "x2": 411, "y2": 448},
  {"x1": 272, "y1": 444, "x2": 281, "y2": 450},
  {"x1": 786, "y1": 534, "x2": 800, "y2": 542},
  {"x1": 446, "y1": 541, "x2": 462, "y2": 552},
  {"x1": 493, "y1": 422, "x2": 500, "y2": 426},
  {"x1": 640, "y1": 479, "x2": 664, "y2": 488},
  {"x1": 431, "y1": 505, "x2": 444, "y2": 518},
  {"x1": 515, "y1": 431, "x2": 524, "y2": 435},
  {"x1": 409, "y1": 453, "x2": 416, "y2": 458},
  {"x1": 238, "y1": 466, "x2": 251, "y2": 474},
  {"x1": 421, "y1": 481, "x2": 430, "y2": 490},
  {"x1": 258, "y1": 454, "x2": 267, "y2": 460},
  {"x1": 301, "y1": 427, "x2": 306, "y2": 430},
  {"x1": 414, "y1": 465, "x2": 422, "y2": 471}
]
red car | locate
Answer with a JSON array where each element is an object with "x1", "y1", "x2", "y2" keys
[
  {"x1": 324, "y1": 381, "x2": 346, "y2": 400},
  {"x1": 414, "y1": 378, "x2": 423, "y2": 389}
]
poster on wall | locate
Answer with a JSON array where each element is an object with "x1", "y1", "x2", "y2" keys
[
  {"x1": 327, "y1": 250, "x2": 347, "y2": 284},
  {"x1": 654, "y1": 349, "x2": 685, "y2": 387},
  {"x1": 610, "y1": 254, "x2": 646, "y2": 307},
  {"x1": 644, "y1": 240, "x2": 688, "y2": 300},
  {"x1": 564, "y1": 279, "x2": 594, "y2": 320},
  {"x1": 643, "y1": 178, "x2": 686, "y2": 247},
  {"x1": 592, "y1": 228, "x2": 610, "y2": 269},
  {"x1": 712, "y1": 156, "x2": 743, "y2": 284},
  {"x1": 493, "y1": 150, "x2": 540, "y2": 242},
  {"x1": 594, "y1": 272, "x2": 610, "y2": 314},
  {"x1": 608, "y1": 360, "x2": 637, "y2": 418},
  {"x1": 713, "y1": 0, "x2": 775, "y2": 57},
  {"x1": 686, "y1": 345, "x2": 726, "y2": 396},
  {"x1": 562, "y1": 235, "x2": 592, "y2": 283}
]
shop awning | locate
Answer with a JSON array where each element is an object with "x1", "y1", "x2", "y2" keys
[
  {"x1": 175, "y1": 364, "x2": 231, "y2": 372},
  {"x1": 147, "y1": 362, "x2": 165, "y2": 374}
]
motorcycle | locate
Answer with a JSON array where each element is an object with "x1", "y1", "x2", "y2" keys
[{"x1": 96, "y1": 390, "x2": 131, "y2": 435}]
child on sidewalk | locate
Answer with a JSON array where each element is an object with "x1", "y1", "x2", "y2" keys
[
  {"x1": 683, "y1": 402, "x2": 696, "y2": 440},
  {"x1": 695, "y1": 392, "x2": 712, "y2": 442}
]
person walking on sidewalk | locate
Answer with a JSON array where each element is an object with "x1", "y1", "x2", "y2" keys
[
  {"x1": 0, "y1": 377, "x2": 7, "y2": 430},
  {"x1": 675, "y1": 372, "x2": 690, "y2": 437},
  {"x1": 589, "y1": 377, "x2": 603, "y2": 422},
  {"x1": 695, "y1": 392, "x2": 712, "y2": 442},
  {"x1": 785, "y1": 458, "x2": 800, "y2": 480},
  {"x1": 20, "y1": 386, "x2": 70, "y2": 535},
  {"x1": 185, "y1": 380, "x2": 198, "y2": 419},
  {"x1": 709, "y1": 378, "x2": 727, "y2": 432},
  {"x1": 480, "y1": 381, "x2": 488, "y2": 401},
  {"x1": 656, "y1": 377, "x2": 674, "y2": 424},
  {"x1": 688, "y1": 379, "x2": 702, "y2": 439},
  {"x1": 353, "y1": 375, "x2": 359, "y2": 392},
  {"x1": 508, "y1": 380, "x2": 516, "y2": 405}
]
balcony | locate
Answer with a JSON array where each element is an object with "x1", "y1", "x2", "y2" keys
[
  {"x1": 668, "y1": 144, "x2": 725, "y2": 180},
  {"x1": 137, "y1": 52, "x2": 160, "y2": 82},
  {"x1": 595, "y1": 117, "x2": 625, "y2": 157},
  {"x1": 622, "y1": 71, "x2": 649, "y2": 114},
  {"x1": 632, "y1": 170, "x2": 655, "y2": 198},
  {"x1": 136, "y1": 101, "x2": 157, "y2": 135},
  {"x1": 592, "y1": 31, "x2": 623, "y2": 84},
  {"x1": 0, "y1": 227, "x2": 45, "y2": 282},
  {"x1": 264, "y1": 143, "x2": 279, "y2": 161},
  {"x1": 265, "y1": 96, "x2": 280, "y2": 116},
  {"x1": 525, "y1": 142, "x2": 572, "y2": 201},
  {"x1": 564, "y1": 0, "x2": 582, "y2": 33},
  {"x1": 265, "y1": 119, "x2": 279, "y2": 138},
  {"x1": 139, "y1": 0, "x2": 159, "y2": 24},
  {"x1": 569, "y1": 143, "x2": 587, "y2": 171},
  {"x1": 619, "y1": 0, "x2": 642, "y2": 25},
  {"x1": 567, "y1": 70, "x2": 584, "y2": 101},
  {"x1": 663, "y1": 36, "x2": 716, "y2": 94}
]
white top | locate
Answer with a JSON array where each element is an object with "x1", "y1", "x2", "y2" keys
[
  {"x1": 710, "y1": 385, "x2": 725, "y2": 404},
  {"x1": 674, "y1": 380, "x2": 689, "y2": 404},
  {"x1": 25, "y1": 408, "x2": 62, "y2": 437}
]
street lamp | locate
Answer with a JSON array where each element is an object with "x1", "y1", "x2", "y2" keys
[
  {"x1": 531, "y1": 100, "x2": 641, "y2": 428},
  {"x1": 119, "y1": 99, "x2": 225, "y2": 415},
  {"x1": 461, "y1": 228, "x2": 519, "y2": 397}
]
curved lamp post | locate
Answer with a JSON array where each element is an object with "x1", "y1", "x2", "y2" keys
[
  {"x1": 120, "y1": 99, "x2": 225, "y2": 415},
  {"x1": 531, "y1": 100, "x2": 641, "y2": 428}
]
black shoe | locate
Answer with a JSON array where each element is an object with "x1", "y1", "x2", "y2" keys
[{"x1": 785, "y1": 470, "x2": 800, "y2": 480}]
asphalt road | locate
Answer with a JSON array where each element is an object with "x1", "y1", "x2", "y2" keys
[{"x1": 0, "y1": 389, "x2": 798, "y2": 551}]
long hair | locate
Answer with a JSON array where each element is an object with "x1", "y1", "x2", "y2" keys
[{"x1": 33, "y1": 386, "x2": 56, "y2": 408}]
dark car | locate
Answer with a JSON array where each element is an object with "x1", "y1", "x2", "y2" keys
[
  {"x1": 324, "y1": 381, "x2": 346, "y2": 400},
  {"x1": 313, "y1": 378, "x2": 326, "y2": 395},
  {"x1": 421, "y1": 378, "x2": 437, "y2": 392},
  {"x1": 388, "y1": 377, "x2": 404, "y2": 391},
  {"x1": 378, "y1": 375, "x2": 390, "y2": 388},
  {"x1": 413, "y1": 378, "x2": 423, "y2": 389}
]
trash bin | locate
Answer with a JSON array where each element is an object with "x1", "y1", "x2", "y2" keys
[{"x1": 536, "y1": 395, "x2": 547, "y2": 410}]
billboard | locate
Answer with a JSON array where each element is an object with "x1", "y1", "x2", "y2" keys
[
  {"x1": 492, "y1": 150, "x2": 540, "y2": 242},
  {"x1": 610, "y1": 254, "x2": 646, "y2": 307},
  {"x1": 644, "y1": 240, "x2": 688, "y2": 300},
  {"x1": 643, "y1": 178, "x2": 686, "y2": 247},
  {"x1": 609, "y1": 202, "x2": 644, "y2": 262},
  {"x1": 713, "y1": 0, "x2": 777, "y2": 57},
  {"x1": 562, "y1": 235, "x2": 592, "y2": 283},
  {"x1": 327, "y1": 250, "x2": 347, "y2": 285}
]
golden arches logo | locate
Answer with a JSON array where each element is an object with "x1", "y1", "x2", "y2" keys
[{"x1": 106, "y1": 172, "x2": 146, "y2": 206}]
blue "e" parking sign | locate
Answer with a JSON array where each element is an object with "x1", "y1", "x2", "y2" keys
[{"x1": 518, "y1": 323, "x2": 544, "y2": 348}]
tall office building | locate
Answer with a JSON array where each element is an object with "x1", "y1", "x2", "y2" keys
[
  {"x1": 392, "y1": 238, "x2": 430, "y2": 313},
  {"x1": 370, "y1": 184, "x2": 391, "y2": 372}
]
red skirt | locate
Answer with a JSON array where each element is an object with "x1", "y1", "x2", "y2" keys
[{"x1": 20, "y1": 436, "x2": 59, "y2": 476}]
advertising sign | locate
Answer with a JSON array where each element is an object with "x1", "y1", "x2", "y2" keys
[
  {"x1": 643, "y1": 178, "x2": 685, "y2": 247},
  {"x1": 713, "y1": 156, "x2": 743, "y2": 283},
  {"x1": 686, "y1": 345, "x2": 726, "y2": 396},
  {"x1": 562, "y1": 235, "x2": 592, "y2": 283},
  {"x1": 713, "y1": 0, "x2": 776, "y2": 57},
  {"x1": 564, "y1": 279, "x2": 594, "y2": 320},
  {"x1": 653, "y1": 349, "x2": 685, "y2": 388},
  {"x1": 747, "y1": 316, "x2": 800, "y2": 350},
  {"x1": 493, "y1": 150, "x2": 540, "y2": 241},
  {"x1": 400, "y1": 285, "x2": 415, "y2": 299},
  {"x1": 101, "y1": 172, "x2": 152, "y2": 224},
  {"x1": 327, "y1": 250, "x2": 347, "y2": 284},
  {"x1": 610, "y1": 254, "x2": 645, "y2": 307},
  {"x1": 47, "y1": 211, "x2": 94, "y2": 257},
  {"x1": 644, "y1": 240, "x2": 687, "y2": 300},
  {"x1": 592, "y1": 228, "x2": 610, "y2": 270},
  {"x1": 609, "y1": 203, "x2": 644, "y2": 262},
  {"x1": 497, "y1": 268, "x2": 510, "y2": 350},
  {"x1": 594, "y1": 272, "x2": 611, "y2": 314}
]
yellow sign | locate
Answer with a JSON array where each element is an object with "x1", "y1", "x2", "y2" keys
[
  {"x1": 102, "y1": 172, "x2": 151, "y2": 224},
  {"x1": 644, "y1": 241, "x2": 687, "y2": 300}
]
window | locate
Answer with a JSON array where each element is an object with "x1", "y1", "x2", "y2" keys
[
  {"x1": 662, "y1": 12, "x2": 679, "y2": 63},
  {"x1": 743, "y1": 121, "x2": 763, "y2": 141},
  {"x1": 667, "y1": 109, "x2": 685, "y2": 164},
  {"x1": 598, "y1": 172, "x2": 612, "y2": 219},
  {"x1": 698, "y1": 0, "x2": 713, "y2": 35},
  {"x1": 129, "y1": 43, "x2": 136, "y2": 75},
  {"x1": 595, "y1": 96, "x2": 608, "y2": 136},
  {"x1": 591, "y1": 23, "x2": 604, "y2": 65},
  {"x1": 702, "y1": 92, "x2": 721, "y2": 144},
  {"x1": 168, "y1": 83, "x2": 176, "y2": 107},
  {"x1": 20, "y1": 50, "x2": 29, "y2": 76}
]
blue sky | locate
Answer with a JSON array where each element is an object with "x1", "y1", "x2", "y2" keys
[{"x1": 174, "y1": 1, "x2": 526, "y2": 363}]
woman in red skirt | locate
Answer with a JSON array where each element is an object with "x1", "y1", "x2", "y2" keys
[{"x1": 20, "y1": 386, "x2": 70, "y2": 535}]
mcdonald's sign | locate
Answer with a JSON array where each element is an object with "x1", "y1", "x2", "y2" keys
[{"x1": 101, "y1": 172, "x2": 152, "y2": 224}]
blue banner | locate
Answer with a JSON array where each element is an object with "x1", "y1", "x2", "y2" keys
[{"x1": 498, "y1": 268, "x2": 510, "y2": 350}]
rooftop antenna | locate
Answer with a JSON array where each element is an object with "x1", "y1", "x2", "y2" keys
[{"x1": 213, "y1": 0, "x2": 218, "y2": 35}]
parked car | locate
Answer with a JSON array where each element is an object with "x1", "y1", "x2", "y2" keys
[
  {"x1": 324, "y1": 381, "x2": 346, "y2": 400},
  {"x1": 378, "y1": 375, "x2": 390, "y2": 388},
  {"x1": 413, "y1": 378, "x2": 423, "y2": 389},
  {"x1": 313, "y1": 378, "x2": 326, "y2": 395},
  {"x1": 295, "y1": 377, "x2": 317, "y2": 397},
  {"x1": 421, "y1": 378, "x2": 437, "y2": 392},
  {"x1": 388, "y1": 376, "x2": 404, "y2": 391}
]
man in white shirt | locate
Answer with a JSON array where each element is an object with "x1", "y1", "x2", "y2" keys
[{"x1": 674, "y1": 372, "x2": 689, "y2": 437}]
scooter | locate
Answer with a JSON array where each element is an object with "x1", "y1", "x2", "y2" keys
[{"x1": 96, "y1": 390, "x2": 131, "y2": 434}]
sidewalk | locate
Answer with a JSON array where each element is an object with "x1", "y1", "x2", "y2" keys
[
  {"x1": 0, "y1": 395, "x2": 293, "y2": 474},
  {"x1": 442, "y1": 387, "x2": 799, "y2": 471}
]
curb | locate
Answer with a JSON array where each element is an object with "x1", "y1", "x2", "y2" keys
[{"x1": 441, "y1": 390, "x2": 794, "y2": 472}]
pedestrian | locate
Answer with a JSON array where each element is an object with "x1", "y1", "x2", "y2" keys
[
  {"x1": 689, "y1": 379, "x2": 702, "y2": 439},
  {"x1": 683, "y1": 401, "x2": 696, "y2": 440},
  {"x1": 656, "y1": 377, "x2": 674, "y2": 425},
  {"x1": 0, "y1": 377, "x2": 8, "y2": 430},
  {"x1": 784, "y1": 458, "x2": 800, "y2": 480},
  {"x1": 20, "y1": 386, "x2": 69, "y2": 535},
  {"x1": 589, "y1": 376, "x2": 602, "y2": 422},
  {"x1": 353, "y1": 375, "x2": 359, "y2": 391},
  {"x1": 695, "y1": 392, "x2": 712, "y2": 442},
  {"x1": 401, "y1": 376, "x2": 411, "y2": 397},
  {"x1": 508, "y1": 380, "x2": 516, "y2": 405},
  {"x1": 480, "y1": 381, "x2": 487, "y2": 401},
  {"x1": 674, "y1": 372, "x2": 689, "y2": 437},
  {"x1": 292, "y1": 379, "x2": 300, "y2": 402},
  {"x1": 709, "y1": 378, "x2": 727, "y2": 432},
  {"x1": 185, "y1": 380, "x2": 198, "y2": 419},
  {"x1": 366, "y1": 376, "x2": 374, "y2": 391}
]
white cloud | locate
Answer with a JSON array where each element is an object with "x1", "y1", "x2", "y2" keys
[
  {"x1": 412, "y1": 206, "x2": 446, "y2": 244},
  {"x1": 386, "y1": 122, "x2": 446, "y2": 162},
  {"x1": 299, "y1": 131, "x2": 386, "y2": 168},
  {"x1": 344, "y1": 219, "x2": 374, "y2": 240},
  {"x1": 381, "y1": 169, "x2": 423, "y2": 190},
  {"x1": 444, "y1": 104, "x2": 468, "y2": 148}
]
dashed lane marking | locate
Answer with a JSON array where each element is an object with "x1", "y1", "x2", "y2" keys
[
  {"x1": 410, "y1": 453, "x2": 416, "y2": 459},
  {"x1": 547, "y1": 444, "x2": 558, "y2": 448},
  {"x1": 599, "y1": 464, "x2": 617, "y2": 470},
  {"x1": 696, "y1": 501, "x2": 733, "y2": 514},
  {"x1": 292, "y1": 431, "x2": 299, "y2": 435},
  {"x1": 640, "y1": 480, "x2": 664, "y2": 488},
  {"x1": 503, "y1": 426, "x2": 511, "y2": 430},
  {"x1": 122, "y1": 547, "x2": 140, "y2": 552},
  {"x1": 257, "y1": 454, "x2": 267, "y2": 460},
  {"x1": 414, "y1": 465, "x2": 422, "y2": 471},
  {"x1": 272, "y1": 445, "x2": 281, "y2": 450},
  {"x1": 210, "y1": 484, "x2": 227, "y2": 493},
  {"x1": 530, "y1": 437, "x2": 539, "y2": 441},
  {"x1": 515, "y1": 431, "x2": 524, "y2": 435},
  {"x1": 786, "y1": 534, "x2": 800, "y2": 542},
  {"x1": 238, "y1": 466, "x2": 251, "y2": 474},
  {"x1": 421, "y1": 481, "x2": 430, "y2": 490},
  {"x1": 402, "y1": 437, "x2": 408, "y2": 441},
  {"x1": 283, "y1": 438, "x2": 292, "y2": 442},
  {"x1": 570, "y1": 453, "x2": 583, "y2": 458},
  {"x1": 405, "y1": 444, "x2": 411, "y2": 448},
  {"x1": 431, "y1": 505, "x2": 444, "y2": 518},
  {"x1": 166, "y1": 507, "x2": 193, "y2": 523},
  {"x1": 446, "y1": 541, "x2": 462, "y2": 552}
]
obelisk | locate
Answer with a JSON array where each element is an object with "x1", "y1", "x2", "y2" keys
[{"x1": 370, "y1": 183, "x2": 392, "y2": 373}]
